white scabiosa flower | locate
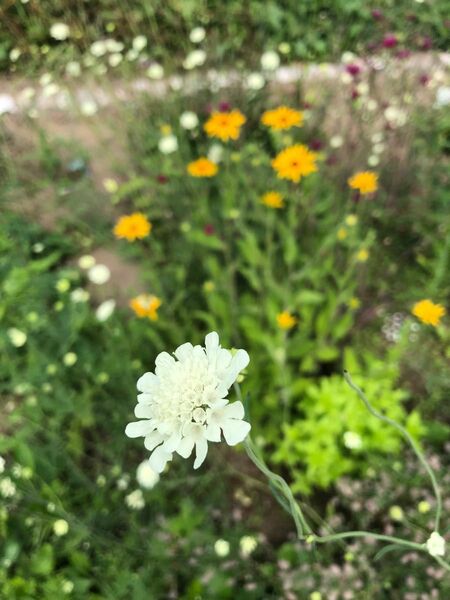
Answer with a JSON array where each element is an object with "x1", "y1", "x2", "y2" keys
[
  {"x1": 87, "y1": 264, "x2": 110, "y2": 285},
  {"x1": 146, "y1": 63, "x2": 164, "y2": 80},
  {"x1": 125, "y1": 332, "x2": 251, "y2": 473},
  {"x1": 136, "y1": 460, "x2": 159, "y2": 489},
  {"x1": 7, "y1": 328, "x2": 27, "y2": 348},
  {"x1": 132, "y1": 35, "x2": 147, "y2": 52},
  {"x1": 95, "y1": 299, "x2": 116, "y2": 322},
  {"x1": 158, "y1": 134, "x2": 178, "y2": 154},
  {"x1": 426, "y1": 532, "x2": 446, "y2": 557},
  {"x1": 189, "y1": 27, "x2": 206, "y2": 44},
  {"x1": 246, "y1": 72, "x2": 265, "y2": 90},
  {"x1": 435, "y1": 86, "x2": 450, "y2": 108},
  {"x1": 183, "y1": 49, "x2": 206, "y2": 70},
  {"x1": 125, "y1": 489, "x2": 145, "y2": 510},
  {"x1": 260, "y1": 50, "x2": 280, "y2": 71},
  {"x1": 50, "y1": 23, "x2": 70, "y2": 41},
  {"x1": 180, "y1": 111, "x2": 199, "y2": 130}
]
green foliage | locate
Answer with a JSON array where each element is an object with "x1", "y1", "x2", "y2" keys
[
  {"x1": 274, "y1": 350, "x2": 425, "y2": 493},
  {"x1": 2, "y1": 0, "x2": 449, "y2": 74}
]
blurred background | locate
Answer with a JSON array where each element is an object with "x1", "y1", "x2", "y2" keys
[{"x1": 0, "y1": 2, "x2": 449, "y2": 599}]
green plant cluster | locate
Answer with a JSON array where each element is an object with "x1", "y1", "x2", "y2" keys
[{"x1": 1, "y1": 0, "x2": 449, "y2": 74}]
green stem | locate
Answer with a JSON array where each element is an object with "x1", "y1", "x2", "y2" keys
[
  {"x1": 311, "y1": 531, "x2": 423, "y2": 552},
  {"x1": 243, "y1": 436, "x2": 312, "y2": 537},
  {"x1": 343, "y1": 370, "x2": 442, "y2": 532}
]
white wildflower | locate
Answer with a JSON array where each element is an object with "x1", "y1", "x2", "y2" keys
[
  {"x1": 240, "y1": 535, "x2": 257, "y2": 557},
  {"x1": 0, "y1": 94, "x2": 17, "y2": 115},
  {"x1": 180, "y1": 111, "x2": 199, "y2": 130},
  {"x1": 214, "y1": 539, "x2": 230, "y2": 557},
  {"x1": 53, "y1": 519, "x2": 69, "y2": 536},
  {"x1": 183, "y1": 49, "x2": 206, "y2": 70},
  {"x1": 0, "y1": 477, "x2": 16, "y2": 498},
  {"x1": 146, "y1": 63, "x2": 164, "y2": 79},
  {"x1": 7, "y1": 328, "x2": 27, "y2": 348},
  {"x1": 108, "y1": 53, "x2": 123, "y2": 67},
  {"x1": 189, "y1": 27, "x2": 206, "y2": 44},
  {"x1": 78, "y1": 254, "x2": 96, "y2": 269},
  {"x1": 63, "y1": 352, "x2": 77, "y2": 367},
  {"x1": 66, "y1": 61, "x2": 81, "y2": 77},
  {"x1": 125, "y1": 332, "x2": 251, "y2": 473},
  {"x1": 70, "y1": 288, "x2": 89, "y2": 303},
  {"x1": 246, "y1": 73, "x2": 265, "y2": 90},
  {"x1": 95, "y1": 299, "x2": 116, "y2": 321},
  {"x1": 87, "y1": 264, "x2": 110, "y2": 285},
  {"x1": 50, "y1": 23, "x2": 70, "y2": 41},
  {"x1": 125, "y1": 489, "x2": 145, "y2": 510},
  {"x1": 132, "y1": 35, "x2": 147, "y2": 52},
  {"x1": 343, "y1": 431, "x2": 362, "y2": 450},
  {"x1": 435, "y1": 86, "x2": 450, "y2": 108},
  {"x1": 0, "y1": 457, "x2": 5, "y2": 474},
  {"x1": 260, "y1": 50, "x2": 280, "y2": 71},
  {"x1": 158, "y1": 134, "x2": 178, "y2": 154},
  {"x1": 90, "y1": 40, "x2": 107, "y2": 57},
  {"x1": 426, "y1": 532, "x2": 446, "y2": 557},
  {"x1": 136, "y1": 460, "x2": 159, "y2": 489},
  {"x1": 80, "y1": 100, "x2": 98, "y2": 116},
  {"x1": 207, "y1": 143, "x2": 224, "y2": 164}
]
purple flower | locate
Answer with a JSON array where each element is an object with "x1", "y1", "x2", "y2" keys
[{"x1": 382, "y1": 34, "x2": 398, "y2": 48}]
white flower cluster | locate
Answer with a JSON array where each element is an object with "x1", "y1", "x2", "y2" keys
[{"x1": 125, "y1": 332, "x2": 251, "y2": 473}]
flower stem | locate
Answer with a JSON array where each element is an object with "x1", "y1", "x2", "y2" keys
[
  {"x1": 343, "y1": 370, "x2": 442, "y2": 532},
  {"x1": 243, "y1": 436, "x2": 312, "y2": 537}
]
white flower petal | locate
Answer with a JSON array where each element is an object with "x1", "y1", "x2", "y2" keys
[
  {"x1": 144, "y1": 430, "x2": 164, "y2": 451},
  {"x1": 134, "y1": 404, "x2": 153, "y2": 418},
  {"x1": 205, "y1": 421, "x2": 221, "y2": 442},
  {"x1": 155, "y1": 352, "x2": 175, "y2": 372},
  {"x1": 222, "y1": 349, "x2": 249, "y2": 388},
  {"x1": 174, "y1": 342, "x2": 194, "y2": 361},
  {"x1": 125, "y1": 420, "x2": 154, "y2": 438},
  {"x1": 205, "y1": 331, "x2": 219, "y2": 352},
  {"x1": 137, "y1": 393, "x2": 152, "y2": 404},
  {"x1": 137, "y1": 372, "x2": 158, "y2": 393},
  {"x1": 163, "y1": 430, "x2": 182, "y2": 453},
  {"x1": 193, "y1": 437, "x2": 208, "y2": 469},
  {"x1": 222, "y1": 419, "x2": 251, "y2": 446},
  {"x1": 222, "y1": 401, "x2": 245, "y2": 420},
  {"x1": 177, "y1": 436, "x2": 195, "y2": 458},
  {"x1": 149, "y1": 445, "x2": 173, "y2": 473}
]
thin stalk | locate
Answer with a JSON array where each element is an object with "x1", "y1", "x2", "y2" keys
[{"x1": 343, "y1": 370, "x2": 442, "y2": 532}]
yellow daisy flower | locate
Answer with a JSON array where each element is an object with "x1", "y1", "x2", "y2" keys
[
  {"x1": 348, "y1": 171, "x2": 378, "y2": 194},
  {"x1": 187, "y1": 157, "x2": 218, "y2": 177},
  {"x1": 337, "y1": 227, "x2": 348, "y2": 240},
  {"x1": 261, "y1": 106, "x2": 304, "y2": 131},
  {"x1": 356, "y1": 248, "x2": 369, "y2": 262},
  {"x1": 129, "y1": 294, "x2": 162, "y2": 320},
  {"x1": 271, "y1": 144, "x2": 318, "y2": 183},
  {"x1": 277, "y1": 311, "x2": 297, "y2": 330},
  {"x1": 412, "y1": 299, "x2": 446, "y2": 326},
  {"x1": 204, "y1": 110, "x2": 246, "y2": 141},
  {"x1": 261, "y1": 191, "x2": 284, "y2": 208},
  {"x1": 113, "y1": 213, "x2": 151, "y2": 241}
]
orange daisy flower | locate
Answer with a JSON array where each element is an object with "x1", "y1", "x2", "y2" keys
[
  {"x1": 113, "y1": 213, "x2": 151, "y2": 241},
  {"x1": 261, "y1": 106, "x2": 304, "y2": 130},
  {"x1": 187, "y1": 157, "x2": 218, "y2": 177},
  {"x1": 271, "y1": 144, "x2": 318, "y2": 182},
  {"x1": 129, "y1": 294, "x2": 162, "y2": 320},
  {"x1": 277, "y1": 311, "x2": 297, "y2": 330},
  {"x1": 412, "y1": 299, "x2": 446, "y2": 327},
  {"x1": 348, "y1": 171, "x2": 378, "y2": 194},
  {"x1": 261, "y1": 191, "x2": 284, "y2": 208},
  {"x1": 204, "y1": 110, "x2": 246, "y2": 141}
]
